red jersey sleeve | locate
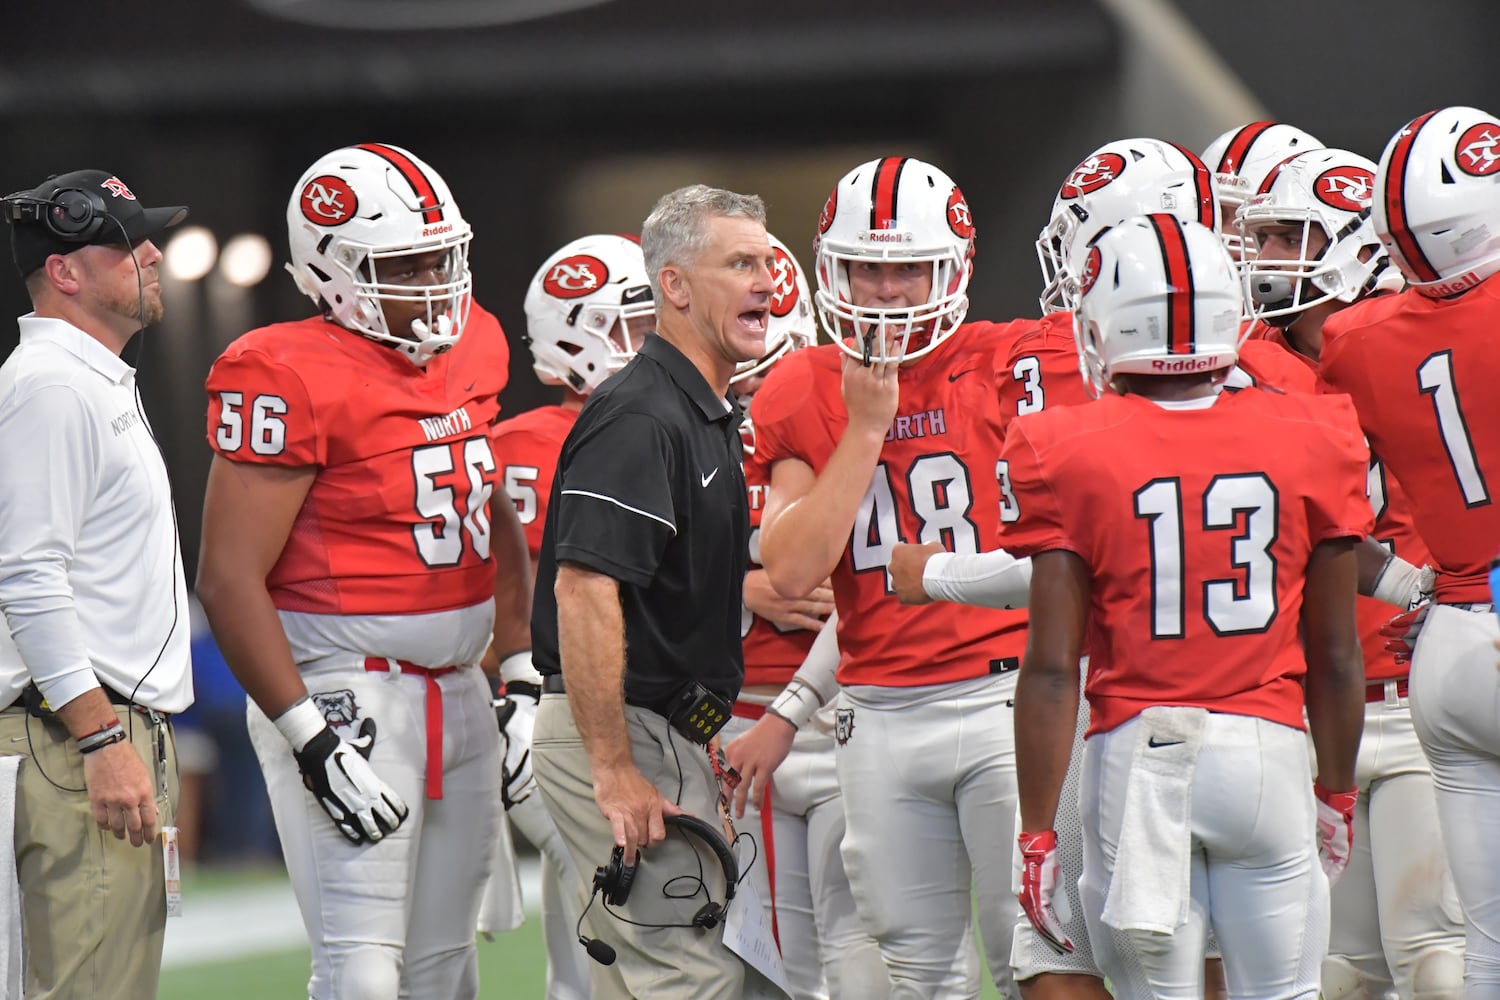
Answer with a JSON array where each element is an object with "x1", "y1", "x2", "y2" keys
[
  {"x1": 996, "y1": 412, "x2": 1081, "y2": 559},
  {"x1": 205, "y1": 347, "x2": 322, "y2": 466},
  {"x1": 1303, "y1": 394, "x2": 1375, "y2": 544}
]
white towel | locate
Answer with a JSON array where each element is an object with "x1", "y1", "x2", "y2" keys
[
  {"x1": 0, "y1": 755, "x2": 22, "y2": 995},
  {"x1": 1100, "y1": 706, "x2": 1207, "y2": 935},
  {"x1": 476, "y1": 805, "x2": 525, "y2": 938}
]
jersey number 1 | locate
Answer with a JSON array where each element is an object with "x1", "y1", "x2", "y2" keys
[{"x1": 1417, "y1": 350, "x2": 1491, "y2": 508}]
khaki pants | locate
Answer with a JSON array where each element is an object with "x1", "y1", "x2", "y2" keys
[
  {"x1": 533, "y1": 694, "x2": 745, "y2": 1000},
  {"x1": 0, "y1": 705, "x2": 179, "y2": 1000}
]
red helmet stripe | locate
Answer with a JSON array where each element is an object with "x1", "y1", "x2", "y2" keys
[
  {"x1": 1149, "y1": 214, "x2": 1196, "y2": 356},
  {"x1": 1216, "y1": 121, "x2": 1276, "y2": 175},
  {"x1": 1382, "y1": 112, "x2": 1443, "y2": 284},
  {"x1": 356, "y1": 143, "x2": 444, "y2": 224},
  {"x1": 870, "y1": 157, "x2": 908, "y2": 231},
  {"x1": 1255, "y1": 154, "x2": 1303, "y2": 196},
  {"x1": 1168, "y1": 142, "x2": 1217, "y2": 228}
]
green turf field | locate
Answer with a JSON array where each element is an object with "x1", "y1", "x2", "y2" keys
[
  {"x1": 158, "y1": 867, "x2": 1007, "y2": 999},
  {"x1": 158, "y1": 916, "x2": 551, "y2": 998}
]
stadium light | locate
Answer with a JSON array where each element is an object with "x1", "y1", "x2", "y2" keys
[
  {"x1": 219, "y1": 234, "x2": 274, "y2": 288},
  {"x1": 164, "y1": 226, "x2": 218, "y2": 283}
]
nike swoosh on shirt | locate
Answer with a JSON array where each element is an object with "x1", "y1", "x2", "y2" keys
[
  {"x1": 701, "y1": 468, "x2": 719, "y2": 488},
  {"x1": 1147, "y1": 736, "x2": 1184, "y2": 748},
  {"x1": 464, "y1": 382, "x2": 477, "y2": 391},
  {"x1": 948, "y1": 368, "x2": 978, "y2": 383}
]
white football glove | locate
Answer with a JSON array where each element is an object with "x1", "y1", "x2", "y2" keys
[
  {"x1": 496, "y1": 680, "x2": 539, "y2": 809},
  {"x1": 293, "y1": 718, "x2": 409, "y2": 845}
]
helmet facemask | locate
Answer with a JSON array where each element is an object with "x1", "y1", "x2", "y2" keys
[{"x1": 815, "y1": 248, "x2": 969, "y2": 365}]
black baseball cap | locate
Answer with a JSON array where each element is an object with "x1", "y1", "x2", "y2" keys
[{"x1": 7, "y1": 169, "x2": 188, "y2": 277}]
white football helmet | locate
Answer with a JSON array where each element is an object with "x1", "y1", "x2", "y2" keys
[
  {"x1": 1038, "y1": 138, "x2": 1220, "y2": 315},
  {"x1": 1200, "y1": 122, "x2": 1322, "y2": 255},
  {"x1": 523, "y1": 233, "x2": 653, "y2": 393},
  {"x1": 732, "y1": 232, "x2": 814, "y2": 388},
  {"x1": 1073, "y1": 215, "x2": 1243, "y2": 398},
  {"x1": 814, "y1": 157, "x2": 974, "y2": 363},
  {"x1": 1374, "y1": 105, "x2": 1500, "y2": 298},
  {"x1": 1238, "y1": 148, "x2": 1402, "y2": 326},
  {"x1": 286, "y1": 143, "x2": 472, "y2": 366}
]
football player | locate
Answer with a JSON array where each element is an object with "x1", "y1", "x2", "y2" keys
[
  {"x1": 196, "y1": 143, "x2": 530, "y2": 1000},
  {"x1": 754, "y1": 156, "x2": 1032, "y2": 999},
  {"x1": 490, "y1": 232, "x2": 656, "y2": 1000},
  {"x1": 721, "y1": 234, "x2": 888, "y2": 999},
  {"x1": 1200, "y1": 121, "x2": 1323, "y2": 259},
  {"x1": 1239, "y1": 145, "x2": 1464, "y2": 999},
  {"x1": 1318, "y1": 106, "x2": 1500, "y2": 994},
  {"x1": 1007, "y1": 214, "x2": 1369, "y2": 999},
  {"x1": 906, "y1": 137, "x2": 1223, "y2": 1000}
]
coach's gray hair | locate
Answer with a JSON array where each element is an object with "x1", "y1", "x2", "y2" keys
[{"x1": 642, "y1": 185, "x2": 767, "y2": 302}]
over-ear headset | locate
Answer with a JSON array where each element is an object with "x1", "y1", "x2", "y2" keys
[
  {"x1": 577, "y1": 813, "x2": 740, "y2": 966},
  {"x1": 3, "y1": 187, "x2": 113, "y2": 243}
]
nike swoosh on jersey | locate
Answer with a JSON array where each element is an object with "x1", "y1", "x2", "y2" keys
[
  {"x1": 948, "y1": 368, "x2": 978, "y2": 383},
  {"x1": 701, "y1": 468, "x2": 718, "y2": 488},
  {"x1": 1147, "y1": 736, "x2": 1185, "y2": 748}
]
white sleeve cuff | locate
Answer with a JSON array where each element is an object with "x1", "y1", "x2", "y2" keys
[
  {"x1": 36, "y1": 667, "x2": 103, "y2": 714},
  {"x1": 922, "y1": 549, "x2": 1032, "y2": 610},
  {"x1": 770, "y1": 610, "x2": 840, "y2": 730}
]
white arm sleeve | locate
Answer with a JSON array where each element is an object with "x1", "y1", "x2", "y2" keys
[
  {"x1": 0, "y1": 383, "x2": 102, "y2": 709},
  {"x1": 767, "y1": 609, "x2": 839, "y2": 730},
  {"x1": 921, "y1": 549, "x2": 1032, "y2": 610}
]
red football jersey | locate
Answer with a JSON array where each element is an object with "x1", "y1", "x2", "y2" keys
[
  {"x1": 491, "y1": 404, "x2": 579, "y2": 564},
  {"x1": 999, "y1": 389, "x2": 1373, "y2": 735},
  {"x1": 1320, "y1": 282, "x2": 1500, "y2": 601},
  {"x1": 205, "y1": 308, "x2": 510, "y2": 616},
  {"x1": 1234, "y1": 337, "x2": 1318, "y2": 394},
  {"x1": 752, "y1": 322, "x2": 1033, "y2": 688},
  {"x1": 1256, "y1": 323, "x2": 1433, "y2": 679},
  {"x1": 741, "y1": 423, "x2": 818, "y2": 687}
]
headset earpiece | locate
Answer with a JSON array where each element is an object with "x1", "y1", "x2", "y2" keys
[
  {"x1": 46, "y1": 188, "x2": 110, "y2": 242},
  {"x1": 576, "y1": 812, "x2": 741, "y2": 965},
  {"x1": 592, "y1": 845, "x2": 639, "y2": 907},
  {"x1": 2, "y1": 187, "x2": 110, "y2": 243}
]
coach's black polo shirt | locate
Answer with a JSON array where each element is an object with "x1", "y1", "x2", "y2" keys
[{"x1": 531, "y1": 333, "x2": 749, "y2": 709}]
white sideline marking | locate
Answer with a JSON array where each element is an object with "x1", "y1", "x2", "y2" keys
[{"x1": 163, "y1": 857, "x2": 543, "y2": 969}]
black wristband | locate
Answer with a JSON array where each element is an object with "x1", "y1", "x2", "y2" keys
[{"x1": 78, "y1": 725, "x2": 127, "y2": 755}]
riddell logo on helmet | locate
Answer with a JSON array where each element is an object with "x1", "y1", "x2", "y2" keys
[
  {"x1": 1150, "y1": 357, "x2": 1217, "y2": 373},
  {"x1": 421, "y1": 223, "x2": 453, "y2": 238},
  {"x1": 1423, "y1": 270, "x2": 1482, "y2": 297},
  {"x1": 860, "y1": 230, "x2": 910, "y2": 244}
]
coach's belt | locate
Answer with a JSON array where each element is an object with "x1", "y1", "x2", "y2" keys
[
  {"x1": 1442, "y1": 602, "x2": 1495, "y2": 613},
  {"x1": 17, "y1": 682, "x2": 168, "y2": 723},
  {"x1": 1367, "y1": 678, "x2": 1409, "y2": 704},
  {"x1": 539, "y1": 674, "x2": 731, "y2": 745},
  {"x1": 363, "y1": 658, "x2": 458, "y2": 800}
]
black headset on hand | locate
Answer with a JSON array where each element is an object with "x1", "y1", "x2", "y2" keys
[
  {"x1": 3, "y1": 187, "x2": 114, "y2": 243},
  {"x1": 576, "y1": 812, "x2": 740, "y2": 967}
]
